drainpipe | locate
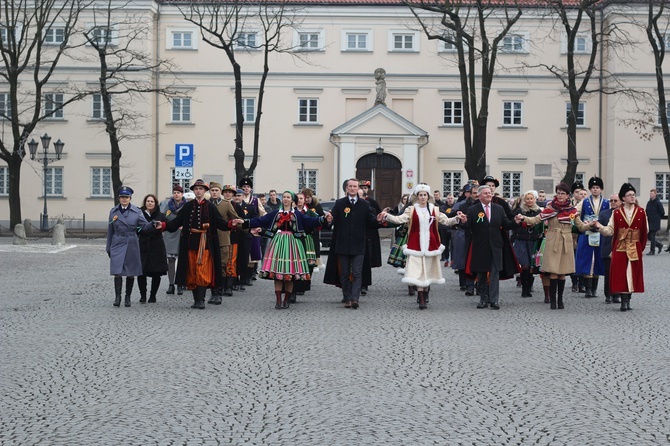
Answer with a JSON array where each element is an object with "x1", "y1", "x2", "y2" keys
[
  {"x1": 154, "y1": 2, "x2": 161, "y2": 194},
  {"x1": 329, "y1": 133, "x2": 341, "y2": 199},
  {"x1": 417, "y1": 135, "x2": 429, "y2": 184},
  {"x1": 598, "y1": 7, "x2": 604, "y2": 178}
]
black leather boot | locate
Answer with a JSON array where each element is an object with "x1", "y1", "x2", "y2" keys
[
  {"x1": 578, "y1": 276, "x2": 586, "y2": 293},
  {"x1": 549, "y1": 279, "x2": 558, "y2": 310},
  {"x1": 282, "y1": 292, "x2": 291, "y2": 309},
  {"x1": 113, "y1": 276, "x2": 123, "y2": 307},
  {"x1": 425, "y1": 287, "x2": 430, "y2": 303},
  {"x1": 418, "y1": 291, "x2": 427, "y2": 310},
  {"x1": 605, "y1": 294, "x2": 612, "y2": 304},
  {"x1": 191, "y1": 289, "x2": 198, "y2": 309},
  {"x1": 408, "y1": 286, "x2": 415, "y2": 296},
  {"x1": 125, "y1": 277, "x2": 134, "y2": 307},
  {"x1": 289, "y1": 292, "x2": 297, "y2": 304},
  {"x1": 166, "y1": 284, "x2": 175, "y2": 295},
  {"x1": 207, "y1": 287, "x2": 217, "y2": 304},
  {"x1": 224, "y1": 276, "x2": 234, "y2": 296},
  {"x1": 625, "y1": 295, "x2": 632, "y2": 311},
  {"x1": 620, "y1": 295, "x2": 628, "y2": 311},
  {"x1": 148, "y1": 276, "x2": 160, "y2": 303},
  {"x1": 138, "y1": 275, "x2": 147, "y2": 303},
  {"x1": 197, "y1": 288, "x2": 206, "y2": 309},
  {"x1": 612, "y1": 294, "x2": 621, "y2": 304},
  {"x1": 557, "y1": 279, "x2": 566, "y2": 309},
  {"x1": 590, "y1": 276, "x2": 599, "y2": 298},
  {"x1": 583, "y1": 277, "x2": 593, "y2": 297}
]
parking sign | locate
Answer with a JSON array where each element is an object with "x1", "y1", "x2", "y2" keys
[{"x1": 175, "y1": 144, "x2": 194, "y2": 167}]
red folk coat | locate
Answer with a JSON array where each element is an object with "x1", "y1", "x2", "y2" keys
[
  {"x1": 609, "y1": 206, "x2": 647, "y2": 294},
  {"x1": 404, "y1": 205, "x2": 443, "y2": 256}
]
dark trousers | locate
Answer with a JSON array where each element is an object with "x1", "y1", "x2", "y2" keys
[
  {"x1": 603, "y1": 257, "x2": 611, "y2": 298},
  {"x1": 648, "y1": 230, "x2": 662, "y2": 252},
  {"x1": 338, "y1": 254, "x2": 365, "y2": 302},
  {"x1": 476, "y1": 259, "x2": 501, "y2": 305},
  {"x1": 440, "y1": 228, "x2": 452, "y2": 260}
]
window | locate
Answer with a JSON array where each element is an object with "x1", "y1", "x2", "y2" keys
[
  {"x1": 44, "y1": 93, "x2": 64, "y2": 119},
  {"x1": 656, "y1": 172, "x2": 670, "y2": 201},
  {"x1": 501, "y1": 34, "x2": 528, "y2": 53},
  {"x1": 562, "y1": 33, "x2": 592, "y2": 54},
  {"x1": 566, "y1": 102, "x2": 585, "y2": 127},
  {"x1": 389, "y1": 31, "x2": 419, "y2": 52},
  {"x1": 502, "y1": 101, "x2": 523, "y2": 126},
  {"x1": 298, "y1": 169, "x2": 318, "y2": 195},
  {"x1": 442, "y1": 171, "x2": 463, "y2": 197},
  {"x1": 242, "y1": 98, "x2": 255, "y2": 123},
  {"x1": 0, "y1": 28, "x2": 7, "y2": 45},
  {"x1": 45, "y1": 26, "x2": 65, "y2": 45},
  {"x1": 298, "y1": 99, "x2": 318, "y2": 123},
  {"x1": 171, "y1": 169, "x2": 191, "y2": 191},
  {"x1": 342, "y1": 30, "x2": 372, "y2": 51},
  {"x1": 92, "y1": 94, "x2": 106, "y2": 120},
  {"x1": 45, "y1": 167, "x2": 63, "y2": 196},
  {"x1": 438, "y1": 31, "x2": 467, "y2": 53},
  {"x1": 91, "y1": 167, "x2": 111, "y2": 197},
  {"x1": 295, "y1": 30, "x2": 324, "y2": 51},
  {"x1": 89, "y1": 26, "x2": 115, "y2": 46},
  {"x1": 172, "y1": 31, "x2": 192, "y2": 48},
  {"x1": 0, "y1": 166, "x2": 8, "y2": 195},
  {"x1": 0, "y1": 93, "x2": 11, "y2": 119},
  {"x1": 502, "y1": 172, "x2": 522, "y2": 198},
  {"x1": 658, "y1": 102, "x2": 670, "y2": 126},
  {"x1": 235, "y1": 32, "x2": 257, "y2": 49},
  {"x1": 443, "y1": 100, "x2": 463, "y2": 125},
  {"x1": 575, "y1": 36, "x2": 588, "y2": 53},
  {"x1": 171, "y1": 98, "x2": 191, "y2": 122},
  {"x1": 575, "y1": 172, "x2": 585, "y2": 185}
]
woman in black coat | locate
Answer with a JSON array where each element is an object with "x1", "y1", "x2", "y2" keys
[{"x1": 138, "y1": 194, "x2": 168, "y2": 303}]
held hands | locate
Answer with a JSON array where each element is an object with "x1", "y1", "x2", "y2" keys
[
  {"x1": 250, "y1": 227, "x2": 262, "y2": 235},
  {"x1": 514, "y1": 214, "x2": 525, "y2": 224},
  {"x1": 589, "y1": 220, "x2": 600, "y2": 231},
  {"x1": 456, "y1": 211, "x2": 466, "y2": 223},
  {"x1": 230, "y1": 218, "x2": 244, "y2": 228},
  {"x1": 324, "y1": 211, "x2": 333, "y2": 224},
  {"x1": 378, "y1": 211, "x2": 387, "y2": 222},
  {"x1": 153, "y1": 221, "x2": 163, "y2": 229}
]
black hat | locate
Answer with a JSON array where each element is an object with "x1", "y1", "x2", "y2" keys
[
  {"x1": 117, "y1": 186, "x2": 134, "y2": 196},
  {"x1": 618, "y1": 183, "x2": 636, "y2": 200},
  {"x1": 239, "y1": 177, "x2": 253, "y2": 188},
  {"x1": 482, "y1": 175, "x2": 500, "y2": 188},
  {"x1": 463, "y1": 184, "x2": 473, "y2": 193},
  {"x1": 190, "y1": 179, "x2": 209, "y2": 191},
  {"x1": 588, "y1": 176, "x2": 604, "y2": 190},
  {"x1": 571, "y1": 181, "x2": 585, "y2": 194}
]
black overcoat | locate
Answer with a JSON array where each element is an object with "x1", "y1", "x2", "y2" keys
[
  {"x1": 139, "y1": 208, "x2": 168, "y2": 275},
  {"x1": 464, "y1": 202, "x2": 519, "y2": 274}
]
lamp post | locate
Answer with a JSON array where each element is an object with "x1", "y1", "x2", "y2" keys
[
  {"x1": 372, "y1": 138, "x2": 384, "y2": 200},
  {"x1": 28, "y1": 133, "x2": 64, "y2": 231}
]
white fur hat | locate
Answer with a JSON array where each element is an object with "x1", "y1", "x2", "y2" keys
[{"x1": 414, "y1": 183, "x2": 431, "y2": 195}]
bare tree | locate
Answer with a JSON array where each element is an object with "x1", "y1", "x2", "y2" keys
[
  {"x1": 405, "y1": 0, "x2": 522, "y2": 181},
  {"x1": 178, "y1": 0, "x2": 302, "y2": 184},
  {"x1": 82, "y1": 0, "x2": 181, "y2": 203},
  {"x1": 0, "y1": 0, "x2": 89, "y2": 229}
]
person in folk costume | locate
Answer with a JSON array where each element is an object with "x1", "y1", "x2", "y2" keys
[
  {"x1": 137, "y1": 194, "x2": 168, "y2": 304},
  {"x1": 207, "y1": 183, "x2": 241, "y2": 305},
  {"x1": 238, "y1": 177, "x2": 266, "y2": 286},
  {"x1": 592, "y1": 183, "x2": 648, "y2": 312},
  {"x1": 228, "y1": 188, "x2": 247, "y2": 292},
  {"x1": 574, "y1": 176, "x2": 610, "y2": 298},
  {"x1": 159, "y1": 185, "x2": 188, "y2": 295},
  {"x1": 323, "y1": 178, "x2": 382, "y2": 309},
  {"x1": 512, "y1": 190, "x2": 544, "y2": 299},
  {"x1": 570, "y1": 181, "x2": 587, "y2": 293},
  {"x1": 289, "y1": 192, "x2": 320, "y2": 303},
  {"x1": 381, "y1": 184, "x2": 465, "y2": 310},
  {"x1": 302, "y1": 188, "x2": 325, "y2": 268},
  {"x1": 243, "y1": 191, "x2": 328, "y2": 309},
  {"x1": 106, "y1": 186, "x2": 156, "y2": 307},
  {"x1": 518, "y1": 182, "x2": 592, "y2": 310},
  {"x1": 155, "y1": 180, "x2": 243, "y2": 309},
  {"x1": 598, "y1": 194, "x2": 622, "y2": 305},
  {"x1": 358, "y1": 180, "x2": 383, "y2": 296},
  {"x1": 387, "y1": 194, "x2": 414, "y2": 295}
]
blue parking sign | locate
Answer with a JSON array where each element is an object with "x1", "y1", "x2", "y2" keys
[{"x1": 175, "y1": 144, "x2": 194, "y2": 167}]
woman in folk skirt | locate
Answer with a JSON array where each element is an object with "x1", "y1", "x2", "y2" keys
[
  {"x1": 243, "y1": 191, "x2": 327, "y2": 309},
  {"x1": 291, "y1": 192, "x2": 320, "y2": 303},
  {"x1": 381, "y1": 184, "x2": 465, "y2": 310}
]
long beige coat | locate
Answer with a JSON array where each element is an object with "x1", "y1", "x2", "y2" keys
[
  {"x1": 214, "y1": 199, "x2": 240, "y2": 246},
  {"x1": 524, "y1": 214, "x2": 590, "y2": 275}
]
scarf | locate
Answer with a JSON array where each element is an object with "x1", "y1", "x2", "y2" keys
[
  {"x1": 539, "y1": 199, "x2": 576, "y2": 224},
  {"x1": 168, "y1": 197, "x2": 186, "y2": 214},
  {"x1": 520, "y1": 203, "x2": 541, "y2": 214}
]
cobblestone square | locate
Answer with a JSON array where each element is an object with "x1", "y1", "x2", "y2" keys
[{"x1": 1, "y1": 238, "x2": 669, "y2": 445}]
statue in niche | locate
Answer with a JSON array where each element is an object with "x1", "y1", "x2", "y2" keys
[{"x1": 374, "y1": 68, "x2": 387, "y2": 106}]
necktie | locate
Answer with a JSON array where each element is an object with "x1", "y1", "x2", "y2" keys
[
  {"x1": 485, "y1": 205, "x2": 490, "y2": 221},
  {"x1": 351, "y1": 198, "x2": 355, "y2": 205}
]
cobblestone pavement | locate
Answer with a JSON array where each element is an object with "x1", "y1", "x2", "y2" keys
[{"x1": 2, "y1": 238, "x2": 669, "y2": 445}]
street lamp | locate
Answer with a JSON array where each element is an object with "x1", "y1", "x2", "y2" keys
[
  {"x1": 375, "y1": 138, "x2": 384, "y2": 156},
  {"x1": 28, "y1": 133, "x2": 64, "y2": 231}
]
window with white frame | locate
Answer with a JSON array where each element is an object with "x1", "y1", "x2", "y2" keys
[
  {"x1": 44, "y1": 93, "x2": 64, "y2": 119},
  {"x1": 298, "y1": 169, "x2": 318, "y2": 195},
  {"x1": 443, "y1": 100, "x2": 463, "y2": 125},
  {"x1": 91, "y1": 167, "x2": 112, "y2": 197},
  {"x1": 242, "y1": 98, "x2": 256, "y2": 123},
  {"x1": 655, "y1": 172, "x2": 670, "y2": 201},
  {"x1": 0, "y1": 166, "x2": 8, "y2": 195},
  {"x1": 92, "y1": 94, "x2": 106, "y2": 120},
  {"x1": 172, "y1": 31, "x2": 192, "y2": 49},
  {"x1": 566, "y1": 102, "x2": 585, "y2": 126},
  {"x1": 298, "y1": 99, "x2": 318, "y2": 123},
  {"x1": 502, "y1": 172, "x2": 522, "y2": 198},
  {"x1": 575, "y1": 172, "x2": 585, "y2": 186},
  {"x1": 171, "y1": 169, "x2": 191, "y2": 191},
  {"x1": 442, "y1": 171, "x2": 463, "y2": 197},
  {"x1": 562, "y1": 33, "x2": 592, "y2": 54},
  {"x1": 45, "y1": 167, "x2": 63, "y2": 196},
  {"x1": 389, "y1": 31, "x2": 419, "y2": 52},
  {"x1": 342, "y1": 30, "x2": 372, "y2": 51},
  {"x1": 235, "y1": 32, "x2": 257, "y2": 49},
  {"x1": 658, "y1": 102, "x2": 670, "y2": 126},
  {"x1": 502, "y1": 101, "x2": 523, "y2": 126},
  {"x1": 88, "y1": 26, "x2": 116, "y2": 46},
  {"x1": 0, "y1": 28, "x2": 8, "y2": 45},
  {"x1": 171, "y1": 98, "x2": 191, "y2": 122},
  {"x1": 0, "y1": 93, "x2": 11, "y2": 119},
  {"x1": 45, "y1": 26, "x2": 65, "y2": 45},
  {"x1": 501, "y1": 34, "x2": 528, "y2": 53},
  {"x1": 295, "y1": 30, "x2": 323, "y2": 51}
]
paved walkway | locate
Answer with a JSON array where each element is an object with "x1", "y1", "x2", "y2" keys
[{"x1": 1, "y1": 238, "x2": 669, "y2": 445}]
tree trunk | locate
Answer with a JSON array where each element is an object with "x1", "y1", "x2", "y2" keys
[
  {"x1": 562, "y1": 95, "x2": 580, "y2": 185},
  {"x1": 7, "y1": 153, "x2": 23, "y2": 230}
]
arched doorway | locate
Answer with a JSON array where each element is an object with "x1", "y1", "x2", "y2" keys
[{"x1": 356, "y1": 153, "x2": 402, "y2": 210}]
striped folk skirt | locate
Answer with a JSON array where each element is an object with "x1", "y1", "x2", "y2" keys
[{"x1": 259, "y1": 231, "x2": 311, "y2": 281}]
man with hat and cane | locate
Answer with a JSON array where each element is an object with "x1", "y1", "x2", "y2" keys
[
  {"x1": 207, "y1": 183, "x2": 241, "y2": 304},
  {"x1": 155, "y1": 179, "x2": 243, "y2": 309}
]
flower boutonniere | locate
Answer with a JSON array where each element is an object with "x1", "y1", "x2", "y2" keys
[
  {"x1": 243, "y1": 209, "x2": 248, "y2": 215},
  {"x1": 570, "y1": 213, "x2": 576, "y2": 225},
  {"x1": 477, "y1": 212, "x2": 485, "y2": 223},
  {"x1": 109, "y1": 215, "x2": 118, "y2": 225},
  {"x1": 310, "y1": 208, "x2": 316, "y2": 214},
  {"x1": 166, "y1": 210, "x2": 172, "y2": 217},
  {"x1": 344, "y1": 207, "x2": 351, "y2": 217}
]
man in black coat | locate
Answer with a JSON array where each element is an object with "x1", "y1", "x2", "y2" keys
[
  {"x1": 598, "y1": 194, "x2": 621, "y2": 304},
  {"x1": 359, "y1": 180, "x2": 382, "y2": 295},
  {"x1": 324, "y1": 178, "x2": 380, "y2": 309},
  {"x1": 464, "y1": 185, "x2": 520, "y2": 309},
  {"x1": 646, "y1": 188, "x2": 666, "y2": 254}
]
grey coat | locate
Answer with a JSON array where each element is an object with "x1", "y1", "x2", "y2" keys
[
  {"x1": 159, "y1": 198, "x2": 187, "y2": 255},
  {"x1": 106, "y1": 204, "x2": 154, "y2": 276}
]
